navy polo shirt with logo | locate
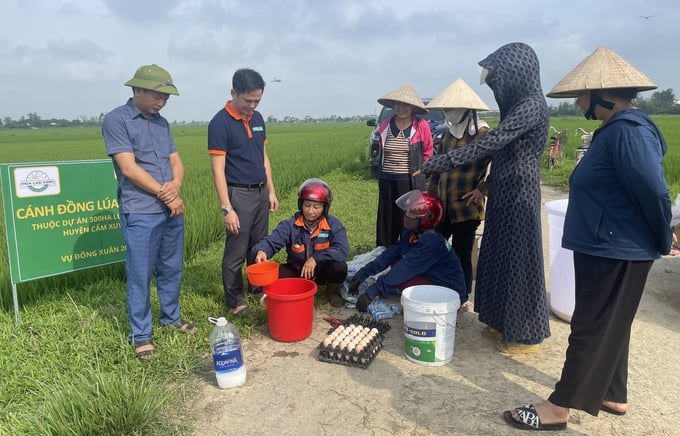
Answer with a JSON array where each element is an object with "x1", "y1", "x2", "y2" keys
[{"x1": 207, "y1": 101, "x2": 267, "y2": 185}]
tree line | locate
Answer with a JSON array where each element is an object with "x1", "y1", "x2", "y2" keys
[{"x1": 3, "y1": 88, "x2": 678, "y2": 129}]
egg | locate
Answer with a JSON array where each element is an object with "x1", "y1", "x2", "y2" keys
[{"x1": 322, "y1": 337, "x2": 332, "y2": 347}]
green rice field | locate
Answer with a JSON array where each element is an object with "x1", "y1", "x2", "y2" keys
[{"x1": 0, "y1": 118, "x2": 678, "y2": 433}]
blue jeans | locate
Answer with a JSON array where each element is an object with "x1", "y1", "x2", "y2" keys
[{"x1": 120, "y1": 212, "x2": 184, "y2": 344}]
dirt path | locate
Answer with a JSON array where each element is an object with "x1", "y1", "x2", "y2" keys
[{"x1": 188, "y1": 185, "x2": 680, "y2": 435}]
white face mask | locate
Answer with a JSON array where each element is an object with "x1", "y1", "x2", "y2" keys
[
  {"x1": 444, "y1": 109, "x2": 469, "y2": 139},
  {"x1": 480, "y1": 68, "x2": 490, "y2": 85}
]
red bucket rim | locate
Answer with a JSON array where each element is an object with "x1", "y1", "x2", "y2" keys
[{"x1": 264, "y1": 278, "x2": 317, "y2": 301}]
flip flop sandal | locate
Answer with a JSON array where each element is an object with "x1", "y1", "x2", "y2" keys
[
  {"x1": 231, "y1": 306, "x2": 254, "y2": 318},
  {"x1": 134, "y1": 341, "x2": 156, "y2": 360},
  {"x1": 503, "y1": 404, "x2": 567, "y2": 431},
  {"x1": 496, "y1": 340, "x2": 540, "y2": 355},
  {"x1": 600, "y1": 404, "x2": 627, "y2": 416},
  {"x1": 173, "y1": 319, "x2": 198, "y2": 334}
]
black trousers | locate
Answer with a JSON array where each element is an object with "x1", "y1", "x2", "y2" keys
[
  {"x1": 279, "y1": 261, "x2": 348, "y2": 285},
  {"x1": 222, "y1": 186, "x2": 269, "y2": 309},
  {"x1": 438, "y1": 217, "x2": 480, "y2": 295},
  {"x1": 376, "y1": 177, "x2": 411, "y2": 247},
  {"x1": 548, "y1": 252, "x2": 653, "y2": 416}
]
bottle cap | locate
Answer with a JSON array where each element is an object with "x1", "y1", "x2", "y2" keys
[{"x1": 209, "y1": 316, "x2": 228, "y2": 326}]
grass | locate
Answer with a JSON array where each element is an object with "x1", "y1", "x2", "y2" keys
[
  {"x1": 540, "y1": 115, "x2": 680, "y2": 194},
  {"x1": 0, "y1": 123, "x2": 379, "y2": 435},
  {"x1": 0, "y1": 116, "x2": 678, "y2": 434}
]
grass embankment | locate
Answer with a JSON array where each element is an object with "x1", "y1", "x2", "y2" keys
[{"x1": 0, "y1": 116, "x2": 678, "y2": 434}]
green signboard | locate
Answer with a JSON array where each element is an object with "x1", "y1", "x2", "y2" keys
[{"x1": 1, "y1": 160, "x2": 126, "y2": 284}]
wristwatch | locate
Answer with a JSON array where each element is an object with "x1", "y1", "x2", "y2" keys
[{"x1": 221, "y1": 206, "x2": 233, "y2": 216}]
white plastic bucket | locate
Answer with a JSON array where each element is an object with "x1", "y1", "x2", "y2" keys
[
  {"x1": 401, "y1": 285, "x2": 460, "y2": 366},
  {"x1": 544, "y1": 199, "x2": 574, "y2": 322}
]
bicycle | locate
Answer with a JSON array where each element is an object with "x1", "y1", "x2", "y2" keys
[
  {"x1": 543, "y1": 126, "x2": 567, "y2": 170},
  {"x1": 574, "y1": 128, "x2": 593, "y2": 165}
]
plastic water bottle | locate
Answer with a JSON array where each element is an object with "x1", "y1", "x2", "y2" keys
[{"x1": 208, "y1": 316, "x2": 246, "y2": 389}]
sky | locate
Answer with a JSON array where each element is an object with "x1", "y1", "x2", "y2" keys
[{"x1": 2, "y1": 0, "x2": 679, "y2": 123}]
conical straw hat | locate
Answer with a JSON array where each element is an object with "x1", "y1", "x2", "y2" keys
[
  {"x1": 377, "y1": 83, "x2": 428, "y2": 114},
  {"x1": 547, "y1": 46, "x2": 656, "y2": 98},
  {"x1": 426, "y1": 78, "x2": 490, "y2": 111}
]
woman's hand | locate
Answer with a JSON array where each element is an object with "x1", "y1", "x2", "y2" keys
[
  {"x1": 255, "y1": 250, "x2": 268, "y2": 263},
  {"x1": 462, "y1": 188, "x2": 484, "y2": 206},
  {"x1": 301, "y1": 257, "x2": 317, "y2": 279}
]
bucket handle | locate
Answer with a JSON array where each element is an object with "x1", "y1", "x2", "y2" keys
[
  {"x1": 432, "y1": 310, "x2": 457, "y2": 328},
  {"x1": 259, "y1": 294, "x2": 267, "y2": 307}
]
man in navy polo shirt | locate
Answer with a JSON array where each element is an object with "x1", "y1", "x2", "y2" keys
[{"x1": 208, "y1": 68, "x2": 279, "y2": 317}]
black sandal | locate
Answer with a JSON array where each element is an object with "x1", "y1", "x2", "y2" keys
[
  {"x1": 134, "y1": 340, "x2": 156, "y2": 360},
  {"x1": 503, "y1": 404, "x2": 567, "y2": 431},
  {"x1": 173, "y1": 319, "x2": 198, "y2": 334}
]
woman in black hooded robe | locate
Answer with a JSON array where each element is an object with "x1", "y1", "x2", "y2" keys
[{"x1": 420, "y1": 42, "x2": 551, "y2": 353}]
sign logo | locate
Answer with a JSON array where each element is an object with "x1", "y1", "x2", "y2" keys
[{"x1": 14, "y1": 166, "x2": 61, "y2": 198}]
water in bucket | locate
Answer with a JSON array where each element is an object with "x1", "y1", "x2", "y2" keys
[{"x1": 401, "y1": 285, "x2": 460, "y2": 366}]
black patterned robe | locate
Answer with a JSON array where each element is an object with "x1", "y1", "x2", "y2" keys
[{"x1": 422, "y1": 42, "x2": 551, "y2": 343}]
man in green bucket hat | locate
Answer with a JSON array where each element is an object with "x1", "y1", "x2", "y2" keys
[
  {"x1": 103, "y1": 64, "x2": 197, "y2": 360},
  {"x1": 123, "y1": 64, "x2": 180, "y2": 96}
]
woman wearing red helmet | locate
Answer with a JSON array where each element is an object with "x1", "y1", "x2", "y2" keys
[
  {"x1": 251, "y1": 179, "x2": 350, "y2": 306},
  {"x1": 348, "y1": 190, "x2": 466, "y2": 312}
]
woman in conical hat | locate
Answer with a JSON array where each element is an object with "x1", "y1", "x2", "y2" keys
[
  {"x1": 504, "y1": 46, "x2": 674, "y2": 431},
  {"x1": 425, "y1": 78, "x2": 492, "y2": 305},
  {"x1": 374, "y1": 83, "x2": 433, "y2": 247}
]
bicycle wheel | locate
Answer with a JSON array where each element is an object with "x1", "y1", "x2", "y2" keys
[
  {"x1": 557, "y1": 145, "x2": 566, "y2": 165},
  {"x1": 543, "y1": 148, "x2": 553, "y2": 169}
]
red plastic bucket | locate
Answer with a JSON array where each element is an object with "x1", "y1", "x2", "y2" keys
[{"x1": 262, "y1": 278, "x2": 317, "y2": 342}]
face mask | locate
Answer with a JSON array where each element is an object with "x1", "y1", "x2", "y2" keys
[
  {"x1": 403, "y1": 215, "x2": 420, "y2": 231},
  {"x1": 480, "y1": 68, "x2": 490, "y2": 85},
  {"x1": 444, "y1": 109, "x2": 468, "y2": 138}
]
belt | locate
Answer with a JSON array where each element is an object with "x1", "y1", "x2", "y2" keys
[{"x1": 229, "y1": 181, "x2": 266, "y2": 189}]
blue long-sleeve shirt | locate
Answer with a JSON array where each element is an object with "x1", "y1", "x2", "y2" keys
[
  {"x1": 354, "y1": 229, "x2": 466, "y2": 301},
  {"x1": 563, "y1": 109, "x2": 672, "y2": 259},
  {"x1": 250, "y1": 213, "x2": 349, "y2": 268}
]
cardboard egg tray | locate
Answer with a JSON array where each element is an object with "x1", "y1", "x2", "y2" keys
[{"x1": 317, "y1": 315, "x2": 390, "y2": 369}]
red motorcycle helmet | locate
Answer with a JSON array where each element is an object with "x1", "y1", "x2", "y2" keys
[
  {"x1": 298, "y1": 178, "x2": 333, "y2": 215},
  {"x1": 395, "y1": 190, "x2": 444, "y2": 230}
]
